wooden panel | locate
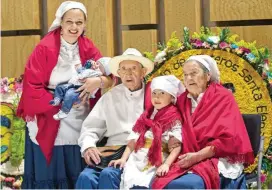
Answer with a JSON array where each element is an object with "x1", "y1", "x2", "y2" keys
[
  {"x1": 1, "y1": 0, "x2": 40, "y2": 31},
  {"x1": 47, "y1": 0, "x2": 115, "y2": 56},
  {"x1": 164, "y1": 0, "x2": 202, "y2": 40},
  {"x1": 122, "y1": 30, "x2": 158, "y2": 54},
  {"x1": 121, "y1": 0, "x2": 157, "y2": 25},
  {"x1": 210, "y1": 0, "x2": 272, "y2": 21},
  {"x1": 1, "y1": 36, "x2": 40, "y2": 77},
  {"x1": 212, "y1": 26, "x2": 272, "y2": 54}
]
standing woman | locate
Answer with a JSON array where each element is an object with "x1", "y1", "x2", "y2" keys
[{"x1": 17, "y1": 1, "x2": 112, "y2": 189}]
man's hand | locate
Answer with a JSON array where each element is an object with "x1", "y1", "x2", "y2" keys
[
  {"x1": 108, "y1": 158, "x2": 126, "y2": 169},
  {"x1": 168, "y1": 136, "x2": 181, "y2": 152},
  {"x1": 176, "y1": 152, "x2": 200, "y2": 169},
  {"x1": 83, "y1": 147, "x2": 102, "y2": 166},
  {"x1": 156, "y1": 163, "x2": 170, "y2": 176}
]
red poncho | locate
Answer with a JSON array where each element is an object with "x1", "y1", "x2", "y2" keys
[
  {"x1": 17, "y1": 28, "x2": 102, "y2": 164},
  {"x1": 152, "y1": 83, "x2": 254, "y2": 189},
  {"x1": 133, "y1": 104, "x2": 182, "y2": 167}
]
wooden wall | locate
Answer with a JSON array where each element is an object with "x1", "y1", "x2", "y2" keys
[
  {"x1": 1, "y1": 0, "x2": 272, "y2": 77},
  {"x1": 1, "y1": 0, "x2": 41, "y2": 77}
]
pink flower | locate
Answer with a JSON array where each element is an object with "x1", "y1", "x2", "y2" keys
[
  {"x1": 219, "y1": 42, "x2": 230, "y2": 49},
  {"x1": 191, "y1": 39, "x2": 203, "y2": 48},
  {"x1": 14, "y1": 82, "x2": 23, "y2": 93},
  {"x1": 261, "y1": 173, "x2": 267, "y2": 183},
  {"x1": 264, "y1": 59, "x2": 269, "y2": 65},
  {"x1": 202, "y1": 42, "x2": 210, "y2": 48},
  {"x1": 239, "y1": 47, "x2": 251, "y2": 54}
]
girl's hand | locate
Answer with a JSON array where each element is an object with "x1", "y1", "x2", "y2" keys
[
  {"x1": 156, "y1": 163, "x2": 169, "y2": 176},
  {"x1": 108, "y1": 158, "x2": 126, "y2": 169}
]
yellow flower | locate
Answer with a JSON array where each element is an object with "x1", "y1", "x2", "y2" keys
[
  {"x1": 8, "y1": 78, "x2": 15, "y2": 83},
  {"x1": 9, "y1": 84, "x2": 14, "y2": 90}
]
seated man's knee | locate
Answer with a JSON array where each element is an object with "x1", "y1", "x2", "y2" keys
[
  {"x1": 165, "y1": 174, "x2": 205, "y2": 189},
  {"x1": 76, "y1": 168, "x2": 99, "y2": 189},
  {"x1": 99, "y1": 167, "x2": 122, "y2": 189},
  {"x1": 100, "y1": 167, "x2": 119, "y2": 179}
]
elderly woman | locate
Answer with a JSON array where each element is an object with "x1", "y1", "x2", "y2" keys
[
  {"x1": 151, "y1": 55, "x2": 254, "y2": 189},
  {"x1": 17, "y1": 1, "x2": 112, "y2": 189}
]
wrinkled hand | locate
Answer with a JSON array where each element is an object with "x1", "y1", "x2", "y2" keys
[
  {"x1": 156, "y1": 163, "x2": 169, "y2": 176},
  {"x1": 83, "y1": 147, "x2": 102, "y2": 166},
  {"x1": 168, "y1": 136, "x2": 181, "y2": 152},
  {"x1": 108, "y1": 158, "x2": 126, "y2": 169},
  {"x1": 77, "y1": 77, "x2": 100, "y2": 99},
  {"x1": 176, "y1": 152, "x2": 200, "y2": 169}
]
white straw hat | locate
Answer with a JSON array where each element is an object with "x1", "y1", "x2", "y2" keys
[{"x1": 109, "y1": 48, "x2": 154, "y2": 77}]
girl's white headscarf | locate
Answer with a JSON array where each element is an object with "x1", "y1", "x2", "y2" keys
[
  {"x1": 186, "y1": 55, "x2": 220, "y2": 83},
  {"x1": 151, "y1": 75, "x2": 185, "y2": 104},
  {"x1": 48, "y1": 1, "x2": 87, "y2": 32}
]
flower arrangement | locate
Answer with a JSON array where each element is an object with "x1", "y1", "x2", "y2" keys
[
  {"x1": 144, "y1": 27, "x2": 272, "y2": 100},
  {"x1": 0, "y1": 75, "x2": 25, "y2": 189},
  {"x1": 143, "y1": 27, "x2": 272, "y2": 188}
]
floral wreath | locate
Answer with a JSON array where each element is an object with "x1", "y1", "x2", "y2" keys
[
  {"x1": 143, "y1": 27, "x2": 272, "y2": 188},
  {"x1": 145, "y1": 27, "x2": 272, "y2": 98}
]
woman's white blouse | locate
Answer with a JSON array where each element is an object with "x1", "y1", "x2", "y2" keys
[{"x1": 27, "y1": 36, "x2": 89, "y2": 146}]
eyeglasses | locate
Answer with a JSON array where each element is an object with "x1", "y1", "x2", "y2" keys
[{"x1": 118, "y1": 67, "x2": 139, "y2": 75}]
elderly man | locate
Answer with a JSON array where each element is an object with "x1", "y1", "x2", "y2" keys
[{"x1": 76, "y1": 48, "x2": 154, "y2": 189}]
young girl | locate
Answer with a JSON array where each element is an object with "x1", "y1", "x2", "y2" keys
[{"x1": 109, "y1": 75, "x2": 185, "y2": 189}]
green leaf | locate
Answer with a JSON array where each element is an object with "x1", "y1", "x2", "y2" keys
[
  {"x1": 10, "y1": 117, "x2": 25, "y2": 167},
  {"x1": 219, "y1": 28, "x2": 230, "y2": 42},
  {"x1": 143, "y1": 52, "x2": 155, "y2": 61}
]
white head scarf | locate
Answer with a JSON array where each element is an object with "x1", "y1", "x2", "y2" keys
[
  {"x1": 186, "y1": 55, "x2": 220, "y2": 83},
  {"x1": 151, "y1": 75, "x2": 186, "y2": 104},
  {"x1": 48, "y1": 1, "x2": 87, "y2": 32}
]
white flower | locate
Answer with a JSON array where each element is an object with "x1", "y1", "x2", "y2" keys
[
  {"x1": 250, "y1": 181, "x2": 257, "y2": 188},
  {"x1": 264, "y1": 63, "x2": 269, "y2": 71},
  {"x1": 154, "y1": 50, "x2": 167, "y2": 64},
  {"x1": 207, "y1": 36, "x2": 220, "y2": 44}
]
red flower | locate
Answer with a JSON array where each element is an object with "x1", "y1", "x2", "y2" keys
[
  {"x1": 239, "y1": 47, "x2": 251, "y2": 54},
  {"x1": 261, "y1": 173, "x2": 267, "y2": 183}
]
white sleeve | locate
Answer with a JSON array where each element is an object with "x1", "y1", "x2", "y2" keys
[
  {"x1": 167, "y1": 120, "x2": 182, "y2": 142},
  {"x1": 78, "y1": 96, "x2": 107, "y2": 154},
  {"x1": 127, "y1": 131, "x2": 140, "y2": 142}
]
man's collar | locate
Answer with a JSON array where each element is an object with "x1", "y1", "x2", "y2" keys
[{"x1": 124, "y1": 83, "x2": 145, "y2": 98}]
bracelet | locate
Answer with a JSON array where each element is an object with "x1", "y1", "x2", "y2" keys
[{"x1": 99, "y1": 76, "x2": 104, "y2": 88}]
